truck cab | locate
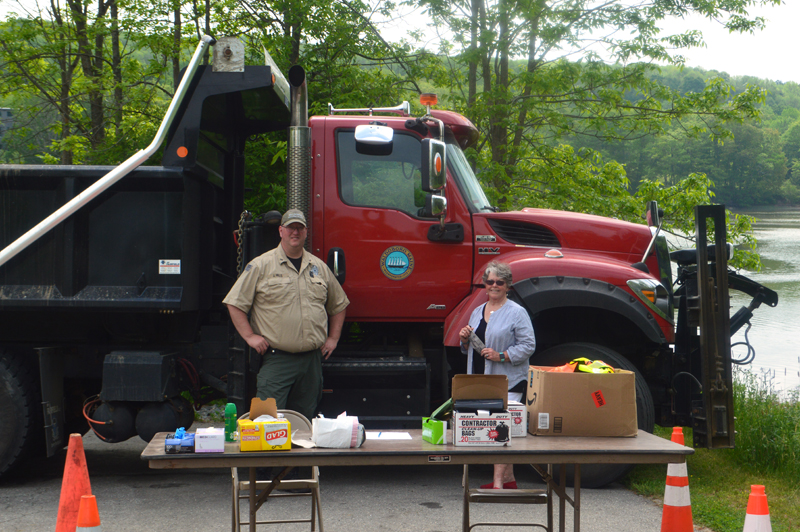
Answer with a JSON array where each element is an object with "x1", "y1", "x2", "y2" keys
[{"x1": 308, "y1": 104, "x2": 672, "y2": 355}]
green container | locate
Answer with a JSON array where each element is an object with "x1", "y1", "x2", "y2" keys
[
  {"x1": 422, "y1": 417, "x2": 446, "y2": 445},
  {"x1": 224, "y1": 403, "x2": 237, "y2": 442}
]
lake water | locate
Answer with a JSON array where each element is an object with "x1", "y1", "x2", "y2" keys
[{"x1": 727, "y1": 206, "x2": 800, "y2": 395}]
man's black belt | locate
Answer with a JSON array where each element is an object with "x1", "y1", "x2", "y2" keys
[{"x1": 269, "y1": 347, "x2": 318, "y2": 356}]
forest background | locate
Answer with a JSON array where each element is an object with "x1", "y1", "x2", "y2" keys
[{"x1": 0, "y1": 0, "x2": 795, "y2": 270}]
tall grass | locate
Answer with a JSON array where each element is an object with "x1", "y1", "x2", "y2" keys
[{"x1": 732, "y1": 367, "x2": 800, "y2": 480}]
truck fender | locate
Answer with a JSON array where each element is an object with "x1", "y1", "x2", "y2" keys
[
  {"x1": 513, "y1": 276, "x2": 666, "y2": 344},
  {"x1": 445, "y1": 268, "x2": 667, "y2": 347}
]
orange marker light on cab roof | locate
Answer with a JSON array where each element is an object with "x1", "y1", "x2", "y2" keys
[
  {"x1": 420, "y1": 93, "x2": 438, "y2": 106},
  {"x1": 176, "y1": 146, "x2": 188, "y2": 158}
]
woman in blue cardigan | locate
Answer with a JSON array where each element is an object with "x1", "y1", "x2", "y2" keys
[{"x1": 459, "y1": 260, "x2": 536, "y2": 489}]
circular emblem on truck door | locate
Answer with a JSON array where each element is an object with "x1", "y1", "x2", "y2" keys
[{"x1": 380, "y1": 246, "x2": 415, "y2": 280}]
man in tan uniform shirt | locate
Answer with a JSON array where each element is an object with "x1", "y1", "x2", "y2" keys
[{"x1": 224, "y1": 209, "x2": 349, "y2": 420}]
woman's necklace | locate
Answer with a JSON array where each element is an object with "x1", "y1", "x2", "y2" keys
[{"x1": 487, "y1": 298, "x2": 507, "y2": 319}]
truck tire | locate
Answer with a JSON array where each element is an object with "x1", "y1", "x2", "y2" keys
[
  {"x1": 0, "y1": 351, "x2": 41, "y2": 478},
  {"x1": 531, "y1": 342, "x2": 655, "y2": 488}
]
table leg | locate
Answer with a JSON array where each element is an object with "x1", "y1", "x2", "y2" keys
[
  {"x1": 560, "y1": 466, "x2": 567, "y2": 532},
  {"x1": 574, "y1": 464, "x2": 580, "y2": 532},
  {"x1": 462, "y1": 464, "x2": 470, "y2": 532},
  {"x1": 547, "y1": 465, "x2": 553, "y2": 532},
  {"x1": 248, "y1": 467, "x2": 257, "y2": 532}
]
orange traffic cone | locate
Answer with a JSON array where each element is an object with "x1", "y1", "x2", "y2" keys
[
  {"x1": 660, "y1": 427, "x2": 692, "y2": 532},
  {"x1": 56, "y1": 434, "x2": 93, "y2": 532},
  {"x1": 76, "y1": 495, "x2": 102, "y2": 531},
  {"x1": 742, "y1": 485, "x2": 772, "y2": 532}
]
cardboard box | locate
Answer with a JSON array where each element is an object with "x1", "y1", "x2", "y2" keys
[
  {"x1": 422, "y1": 417, "x2": 446, "y2": 445},
  {"x1": 507, "y1": 401, "x2": 527, "y2": 437},
  {"x1": 526, "y1": 366, "x2": 637, "y2": 437},
  {"x1": 450, "y1": 374, "x2": 512, "y2": 446},
  {"x1": 195, "y1": 427, "x2": 224, "y2": 453},
  {"x1": 238, "y1": 397, "x2": 292, "y2": 451},
  {"x1": 452, "y1": 374, "x2": 508, "y2": 409}
]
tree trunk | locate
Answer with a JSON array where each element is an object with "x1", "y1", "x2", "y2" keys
[
  {"x1": 68, "y1": 0, "x2": 108, "y2": 151},
  {"x1": 173, "y1": 0, "x2": 182, "y2": 90},
  {"x1": 468, "y1": 0, "x2": 479, "y2": 110},
  {"x1": 111, "y1": 0, "x2": 122, "y2": 139},
  {"x1": 489, "y1": 0, "x2": 510, "y2": 199}
]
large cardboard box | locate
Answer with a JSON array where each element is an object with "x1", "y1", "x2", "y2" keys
[
  {"x1": 526, "y1": 366, "x2": 637, "y2": 437},
  {"x1": 451, "y1": 374, "x2": 512, "y2": 446}
]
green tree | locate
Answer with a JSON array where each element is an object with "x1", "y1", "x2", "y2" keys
[
  {"x1": 712, "y1": 123, "x2": 787, "y2": 206},
  {"x1": 411, "y1": 0, "x2": 778, "y2": 264}
]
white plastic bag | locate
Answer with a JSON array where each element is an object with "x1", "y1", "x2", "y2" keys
[{"x1": 311, "y1": 413, "x2": 365, "y2": 448}]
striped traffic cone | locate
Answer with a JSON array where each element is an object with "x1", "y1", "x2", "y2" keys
[
  {"x1": 742, "y1": 485, "x2": 772, "y2": 532},
  {"x1": 76, "y1": 495, "x2": 102, "y2": 531},
  {"x1": 660, "y1": 427, "x2": 692, "y2": 532}
]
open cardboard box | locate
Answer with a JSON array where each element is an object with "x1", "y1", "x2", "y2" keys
[
  {"x1": 450, "y1": 374, "x2": 512, "y2": 446},
  {"x1": 452, "y1": 374, "x2": 509, "y2": 408},
  {"x1": 238, "y1": 397, "x2": 291, "y2": 451},
  {"x1": 526, "y1": 366, "x2": 638, "y2": 437}
]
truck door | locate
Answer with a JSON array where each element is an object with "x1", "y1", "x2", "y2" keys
[{"x1": 322, "y1": 124, "x2": 473, "y2": 321}]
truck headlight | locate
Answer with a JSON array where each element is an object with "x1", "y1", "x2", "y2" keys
[{"x1": 627, "y1": 278, "x2": 673, "y2": 322}]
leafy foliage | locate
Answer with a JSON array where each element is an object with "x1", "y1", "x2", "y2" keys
[{"x1": 0, "y1": 0, "x2": 791, "y2": 269}]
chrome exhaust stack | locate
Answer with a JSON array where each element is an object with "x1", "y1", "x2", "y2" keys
[{"x1": 286, "y1": 65, "x2": 311, "y2": 248}]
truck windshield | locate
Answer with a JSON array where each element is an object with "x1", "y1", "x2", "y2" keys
[{"x1": 446, "y1": 140, "x2": 493, "y2": 212}]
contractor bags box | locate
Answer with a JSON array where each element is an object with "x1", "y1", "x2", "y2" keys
[
  {"x1": 451, "y1": 374, "x2": 512, "y2": 446},
  {"x1": 526, "y1": 366, "x2": 637, "y2": 437},
  {"x1": 452, "y1": 410, "x2": 512, "y2": 446}
]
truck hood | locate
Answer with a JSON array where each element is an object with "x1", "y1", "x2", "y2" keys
[{"x1": 477, "y1": 208, "x2": 652, "y2": 256}]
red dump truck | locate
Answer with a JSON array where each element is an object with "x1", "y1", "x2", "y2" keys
[{"x1": 0, "y1": 37, "x2": 777, "y2": 487}]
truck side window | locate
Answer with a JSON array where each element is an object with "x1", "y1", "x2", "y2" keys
[{"x1": 337, "y1": 130, "x2": 430, "y2": 217}]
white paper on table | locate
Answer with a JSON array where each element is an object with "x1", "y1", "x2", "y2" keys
[{"x1": 365, "y1": 431, "x2": 412, "y2": 440}]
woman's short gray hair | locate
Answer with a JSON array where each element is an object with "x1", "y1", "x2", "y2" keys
[{"x1": 482, "y1": 260, "x2": 512, "y2": 286}]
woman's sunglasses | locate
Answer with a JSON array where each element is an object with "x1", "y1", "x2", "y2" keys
[{"x1": 484, "y1": 280, "x2": 506, "y2": 286}]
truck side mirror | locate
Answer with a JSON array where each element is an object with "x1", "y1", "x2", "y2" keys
[
  {"x1": 421, "y1": 139, "x2": 446, "y2": 192},
  {"x1": 645, "y1": 200, "x2": 663, "y2": 228},
  {"x1": 419, "y1": 194, "x2": 447, "y2": 218},
  {"x1": 355, "y1": 124, "x2": 393, "y2": 155}
]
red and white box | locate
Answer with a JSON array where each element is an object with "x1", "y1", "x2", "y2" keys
[
  {"x1": 507, "y1": 401, "x2": 527, "y2": 437},
  {"x1": 452, "y1": 410, "x2": 512, "y2": 446}
]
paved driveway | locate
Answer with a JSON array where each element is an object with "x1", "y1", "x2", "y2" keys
[{"x1": 0, "y1": 426, "x2": 668, "y2": 531}]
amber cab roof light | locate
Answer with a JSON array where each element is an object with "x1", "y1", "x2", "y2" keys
[
  {"x1": 420, "y1": 93, "x2": 438, "y2": 114},
  {"x1": 420, "y1": 93, "x2": 438, "y2": 106}
]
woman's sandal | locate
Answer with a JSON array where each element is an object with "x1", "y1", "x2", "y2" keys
[{"x1": 479, "y1": 481, "x2": 518, "y2": 489}]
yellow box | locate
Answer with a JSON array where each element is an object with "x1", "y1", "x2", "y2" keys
[
  {"x1": 238, "y1": 419, "x2": 262, "y2": 451},
  {"x1": 237, "y1": 418, "x2": 291, "y2": 451}
]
